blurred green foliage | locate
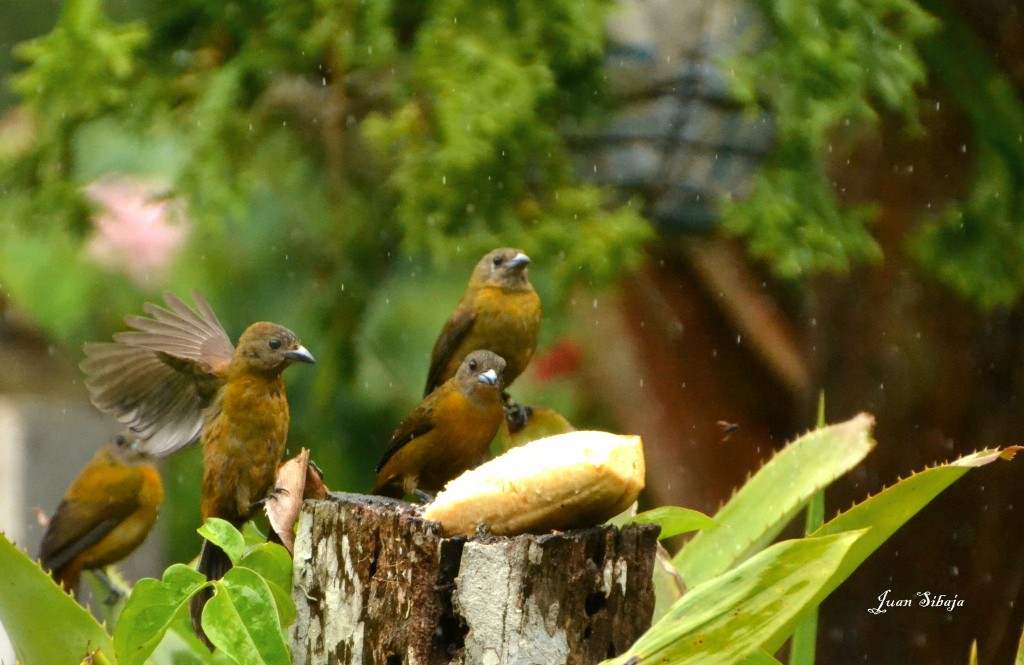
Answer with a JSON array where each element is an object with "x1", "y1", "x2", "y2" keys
[
  {"x1": 910, "y1": 2, "x2": 1024, "y2": 309},
  {"x1": 0, "y1": 0, "x2": 650, "y2": 562},
  {"x1": 725, "y1": 0, "x2": 1024, "y2": 309},
  {"x1": 723, "y1": 0, "x2": 937, "y2": 277}
]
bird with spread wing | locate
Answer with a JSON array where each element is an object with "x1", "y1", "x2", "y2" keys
[{"x1": 80, "y1": 291, "x2": 314, "y2": 648}]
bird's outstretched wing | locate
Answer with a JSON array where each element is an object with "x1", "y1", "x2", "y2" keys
[{"x1": 81, "y1": 291, "x2": 234, "y2": 456}]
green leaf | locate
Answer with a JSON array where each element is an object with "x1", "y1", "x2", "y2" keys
[
  {"x1": 238, "y1": 543, "x2": 292, "y2": 591},
  {"x1": 788, "y1": 602, "x2": 818, "y2": 665},
  {"x1": 673, "y1": 414, "x2": 875, "y2": 587},
  {"x1": 789, "y1": 392, "x2": 829, "y2": 665},
  {"x1": 202, "y1": 567, "x2": 290, "y2": 665},
  {"x1": 113, "y1": 564, "x2": 207, "y2": 665},
  {"x1": 199, "y1": 519, "x2": 247, "y2": 565},
  {"x1": 626, "y1": 506, "x2": 719, "y2": 540},
  {"x1": 241, "y1": 522, "x2": 270, "y2": 549},
  {"x1": 0, "y1": 532, "x2": 115, "y2": 664},
  {"x1": 605, "y1": 531, "x2": 866, "y2": 664},
  {"x1": 238, "y1": 543, "x2": 296, "y2": 627},
  {"x1": 1015, "y1": 622, "x2": 1024, "y2": 665}
]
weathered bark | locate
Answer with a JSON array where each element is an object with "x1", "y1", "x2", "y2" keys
[{"x1": 291, "y1": 492, "x2": 659, "y2": 665}]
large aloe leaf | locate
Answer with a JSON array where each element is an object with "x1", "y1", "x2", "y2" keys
[
  {"x1": 0, "y1": 532, "x2": 116, "y2": 664},
  {"x1": 762, "y1": 447, "x2": 1021, "y2": 652},
  {"x1": 605, "y1": 530, "x2": 866, "y2": 664},
  {"x1": 674, "y1": 414, "x2": 876, "y2": 587},
  {"x1": 615, "y1": 434, "x2": 1018, "y2": 664}
]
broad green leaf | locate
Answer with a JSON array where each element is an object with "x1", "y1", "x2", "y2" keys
[
  {"x1": 241, "y1": 522, "x2": 270, "y2": 549},
  {"x1": 202, "y1": 566, "x2": 290, "y2": 665},
  {"x1": 626, "y1": 506, "x2": 719, "y2": 540},
  {"x1": 605, "y1": 531, "x2": 865, "y2": 664},
  {"x1": 1015, "y1": 623, "x2": 1024, "y2": 665},
  {"x1": 114, "y1": 564, "x2": 206, "y2": 665},
  {"x1": 674, "y1": 414, "x2": 876, "y2": 587},
  {"x1": 238, "y1": 543, "x2": 292, "y2": 591},
  {"x1": 199, "y1": 519, "x2": 247, "y2": 565},
  {"x1": 0, "y1": 533, "x2": 115, "y2": 664},
  {"x1": 238, "y1": 542, "x2": 296, "y2": 628},
  {"x1": 261, "y1": 579, "x2": 297, "y2": 630}
]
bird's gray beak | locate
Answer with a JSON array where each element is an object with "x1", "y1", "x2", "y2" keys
[
  {"x1": 478, "y1": 368, "x2": 499, "y2": 385},
  {"x1": 285, "y1": 345, "x2": 316, "y2": 364},
  {"x1": 505, "y1": 253, "x2": 530, "y2": 270}
]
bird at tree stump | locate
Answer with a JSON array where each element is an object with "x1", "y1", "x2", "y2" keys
[
  {"x1": 374, "y1": 350, "x2": 506, "y2": 499},
  {"x1": 80, "y1": 291, "x2": 314, "y2": 648}
]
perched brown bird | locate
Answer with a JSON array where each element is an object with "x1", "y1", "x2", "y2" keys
[
  {"x1": 423, "y1": 248, "x2": 541, "y2": 399},
  {"x1": 80, "y1": 291, "x2": 313, "y2": 647},
  {"x1": 39, "y1": 432, "x2": 164, "y2": 596},
  {"x1": 374, "y1": 350, "x2": 506, "y2": 499}
]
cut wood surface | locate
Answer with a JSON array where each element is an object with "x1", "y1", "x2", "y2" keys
[{"x1": 291, "y1": 493, "x2": 659, "y2": 665}]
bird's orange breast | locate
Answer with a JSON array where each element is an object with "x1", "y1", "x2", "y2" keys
[
  {"x1": 201, "y1": 374, "x2": 290, "y2": 522},
  {"x1": 448, "y1": 286, "x2": 541, "y2": 385}
]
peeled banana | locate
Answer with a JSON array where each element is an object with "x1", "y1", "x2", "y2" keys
[{"x1": 423, "y1": 430, "x2": 646, "y2": 537}]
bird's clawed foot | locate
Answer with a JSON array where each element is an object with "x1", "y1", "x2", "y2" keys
[
  {"x1": 250, "y1": 487, "x2": 290, "y2": 513},
  {"x1": 94, "y1": 568, "x2": 125, "y2": 606},
  {"x1": 503, "y1": 394, "x2": 532, "y2": 434},
  {"x1": 413, "y1": 489, "x2": 435, "y2": 504}
]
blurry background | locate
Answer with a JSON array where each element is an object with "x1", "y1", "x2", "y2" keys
[{"x1": 1, "y1": 0, "x2": 1023, "y2": 662}]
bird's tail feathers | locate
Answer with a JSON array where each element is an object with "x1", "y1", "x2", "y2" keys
[{"x1": 189, "y1": 538, "x2": 233, "y2": 651}]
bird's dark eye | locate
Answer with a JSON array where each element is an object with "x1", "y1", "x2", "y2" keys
[
  {"x1": 469, "y1": 359, "x2": 478, "y2": 371},
  {"x1": 492, "y1": 255, "x2": 504, "y2": 266},
  {"x1": 269, "y1": 339, "x2": 281, "y2": 350}
]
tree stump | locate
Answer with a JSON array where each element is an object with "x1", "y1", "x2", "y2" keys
[{"x1": 291, "y1": 493, "x2": 660, "y2": 665}]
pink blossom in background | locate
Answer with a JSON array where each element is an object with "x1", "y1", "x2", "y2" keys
[{"x1": 84, "y1": 176, "x2": 190, "y2": 286}]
